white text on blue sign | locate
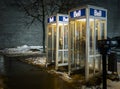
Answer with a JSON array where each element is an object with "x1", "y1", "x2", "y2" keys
[
  {"x1": 59, "y1": 16, "x2": 69, "y2": 22},
  {"x1": 90, "y1": 8, "x2": 106, "y2": 17},
  {"x1": 48, "y1": 16, "x2": 56, "y2": 23},
  {"x1": 69, "y1": 9, "x2": 86, "y2": 18}
]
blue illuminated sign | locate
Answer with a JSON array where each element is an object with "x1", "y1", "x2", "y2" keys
[
  {"x1": 59, "y1": 16, "x2": 68, "y2": 22},
  {"x1": 48, "y1": 16, "x2": 56, "y2": 23},
  {"x1": 70, "y1": 8, "x2": 86, "y2": 18},
  {"x1": 90, "y1": 8, "x2": 106, "y2": 17}
]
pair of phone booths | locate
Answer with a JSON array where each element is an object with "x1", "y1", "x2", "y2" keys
[{"x1": 46, "y1": 5, "x2": 107, "y2": 80}]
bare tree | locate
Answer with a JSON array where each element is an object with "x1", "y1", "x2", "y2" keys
[
  {"x1": 14, "y1": 0, "x2": 86, "y2": 52},
  {"x1": 14, "y1": 0, "x2": 59, "y2": 52}
]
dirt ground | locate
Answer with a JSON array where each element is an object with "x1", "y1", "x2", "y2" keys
[{"x1": 0, "y1": 75, "x2": 6, "y2": 89}]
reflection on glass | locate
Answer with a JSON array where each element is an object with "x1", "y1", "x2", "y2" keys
[
  {"x1": 70, "y1": 19, "x2": 86, "y2": 68},
  {"x1": 64, "y1": 25, "x2": 68, "y2": 49},
  {"x1": 70, "y1": 21, "x2": 75, "y2": 64},
  {"x1": 89, "y1": 56, "x2": 101, "y2": 74},
  {"x1": 89, "y1": 19, "x2": 106, "y2": 75},
  {"x1": 53, "y1": 26, "x2": 56, "y2": 61},
  {"x1": 59, "y1": 26, "x2": 63, "y2": 49},
  {"x1": 58, "y1": 51, "x2": 63, "y2": 63},
  {"x1": 48, "y1": 25, "x2": 56, "y2": 62},
  {"x1": 89, "y1": 19, "x2": 94, "y2": 55},
  {"x1": 58, "y1": 24, "x2": 68, "y2": 64},
  {"x1": 64, "y1": 51, "x2": 68, "y2": 63},
  {"x1": 48, "y1": 26, "x2": 52, "y2": 49},
  {"x1": 101, "y1": 20, "x2": 105, "y2": 39},
  {"x1": 48, "y1": 50, "x2": 52, "y2": 62},
  {"x1": 54, "y1": 26, "x2": 56, "y2": 48}
]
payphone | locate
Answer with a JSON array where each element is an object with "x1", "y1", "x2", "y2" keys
[
  {"x1": 68, "y1": 5, "x2": 107, "y2": 80},
  {"x1": 47, "y1": 14, "x2": 69, "y2": 70}
]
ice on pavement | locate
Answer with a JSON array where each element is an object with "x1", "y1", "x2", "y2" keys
[{"x1": 3, "y1": 45, "x2": 43, "y2": 54}]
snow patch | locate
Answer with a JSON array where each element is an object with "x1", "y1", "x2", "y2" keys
[
  {"x1": 25, "y1": 57, "x2": 46, "y2": 66},
  {"x1": 2, "y1": 45, "x2": 43, "y2": 54},
  {"x1": 107, "y1": 79, "x2": 120, "y2": 89}
]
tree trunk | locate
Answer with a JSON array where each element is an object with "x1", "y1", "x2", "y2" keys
[
  {"x1": 42, "y1": 0, "x2": 46, "y2": 53},
  {"x1": 42, "y1": 21, "x2": 45, "y2": 53}
]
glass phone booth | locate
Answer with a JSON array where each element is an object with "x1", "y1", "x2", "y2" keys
[
  {"x1": 68, "y1": 5, "x2": 107, "y2": 80},
  {"x1": 47, "y1": 14, "x2": 69, "y2": 70}
]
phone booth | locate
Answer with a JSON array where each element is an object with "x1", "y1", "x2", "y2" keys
[
  {"x1": 68, "y1": 5, "x2": 107, "y2": 80},
  {"x1": 47, "y1": 14, "x2": 69, "y2": 70}
]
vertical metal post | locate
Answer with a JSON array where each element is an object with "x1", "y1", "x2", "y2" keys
[
  {"x1": 102, "y1": 53, "x2": 107, "y2": 89},
  {"x1": 62, "y1": 24, "x2": 64, "y2": 63},
  {"x1": 46, "y1": 25, "x2": 48, "y2": 67},
  {"x1": 74, "y1": 21, "x2": 77, "y2": 68},
  {"x1": 52, "y1": 26, "x2": 54, "y2": 62},
  {"x1": 98, "y1": 21, "x2": 102, "y2": 72},
  {"x1": 85, "y1": 8, "x2": 90, "y2": 81},
  {"x1": 55, "y1": 15, "x2": 59, "y2": 70},
  {"x1": 68, "y1": 21, "x2": 71, "y2": 75},
  {"x1": 93, "y1": 19, "x2": 96, "y2": 75}
]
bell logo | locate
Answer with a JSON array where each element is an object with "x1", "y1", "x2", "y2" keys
[
  {"x1": 94, "y1": 10, "x2": 102, "y2": 16},
  {"x1": 74, "y1": 10, "x2": 81, "y2": 17},
  {"x1": 49, "y1": 17, "x2": 54, "y2": 22},
  {"x1": 63, "y1": 17, "x2": 68, "y2": 22}
]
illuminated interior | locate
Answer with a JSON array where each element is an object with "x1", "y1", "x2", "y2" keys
[
  {"x1": 69, "y1": 18, "x2": 107, "y2": 78},
  {"x1": 68, "y1": 5, "x2": 107, "y2": 80},
  {"x1": 47, "y1": 25, "x2": 56, "y2": 63},
  {"x1": 69, "y1": 19, "x2": 86, "y2": 69},
  {"x1": 58, "y1": 24, "x2": 68, "y2": 64},
  {"x1": 88, "y1": 19, "x2": 106, "y2": 77},
  {"x1": 47, "y1": 14, "x2": 69, "y2": 70}
]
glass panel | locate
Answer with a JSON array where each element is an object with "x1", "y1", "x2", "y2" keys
[
  {"x1": 88, "y1": 18, "x2": 106, "y2": 74},
  {"x1": 48, "y1": 26, "x2": 52, "y2": 49},
  {"x1": 53, "y1": 26, "x2": 56, "y2": 49},
  {"x1": 101, "y1": 20, "x2": 106, "y2": 39},
  {"x1": 57, "y1": 24, "x2": 68, "y2": 65},
  {"x1": 64, "y1": 51, "x2": 68, "y2": 63},
  {"x1": 70, "y1": 21, "x2": 75, "y2": 64},
  {"x1": 95, "y1": 19, "x2": 101, "y2": 54},
  {"x1": 64, "y1": 25, "x2": 68, "y2": 49},
  {"x1": 81, "y1": 20, "x2": 86, "y2": 67},
  {"x1": 74, "y1": 21, "x2": 81, "y2": 67},
  {"x1": 89, "y1": 57, "x2": 94, "y2": 69},
  {"x1": 89, "y1": 19, "x2": 94, "y2": 55},
  {"x1": 53, "y1": 26, "x2": 56, "y2": 61},
  {"x1": 58, "y1": 51, "x2": 63, "y2": 63},
  {"x1": 69, "y1": 19, "x2": 86, "y2": 69},
  {"x1": 95, "y1": 56, "x2": 101, "y2": 70},
  {"x1": 59, "y1": 26, "x2": 63, "y2": 49},
  {"x1": 48, "y1": 50, "x2": 52, "y2": 63},
  {"x1": 89, "y1": 55, "x2": 101, "y2": 74}
]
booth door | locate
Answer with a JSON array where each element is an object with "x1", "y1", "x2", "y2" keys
[
  {"x1": 89, "y1": 19, "x2": 106, "y2": 73},
  {"x1": 58, "y1": 24, "x2": 68, "y2": 65},
  {"x1": 48, "y1": 25, "x2": 56, "y2": 63},
  {"x1": 69, "y1": 19, "x2": 86, "y2": 69}
]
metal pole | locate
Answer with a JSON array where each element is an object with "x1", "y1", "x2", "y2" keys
[{"x1": 102, "y1": 53, "x2": 107, "y2": 89}]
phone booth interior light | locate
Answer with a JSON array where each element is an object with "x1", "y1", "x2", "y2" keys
[{"x1": 47, "y1": 14, "x2": 69, "y2": 70}]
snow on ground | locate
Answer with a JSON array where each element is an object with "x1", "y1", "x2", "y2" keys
[
  {"x1": 2, "y1": 45, "x2": 43, "y2": 54},
  {"x1": 23, "y1": 56, "x2": 120, "y2": 89},
  {"x1": 107, "y1": 79, "x2": 120, "y2": 89},
  {"x1": 24, "y1": 56, "x2": 46, "y2": 66},
  {"x1": 48, "y1": 70, "x2": 72, "y2": 81}
]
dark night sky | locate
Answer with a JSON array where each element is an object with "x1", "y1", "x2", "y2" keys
[
  {"x1": 0, "y1": 0, "x2": 120, "y2": 48},
  {"x1": 0, "y1": 0, "x2": 43, "y2": 48}
]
